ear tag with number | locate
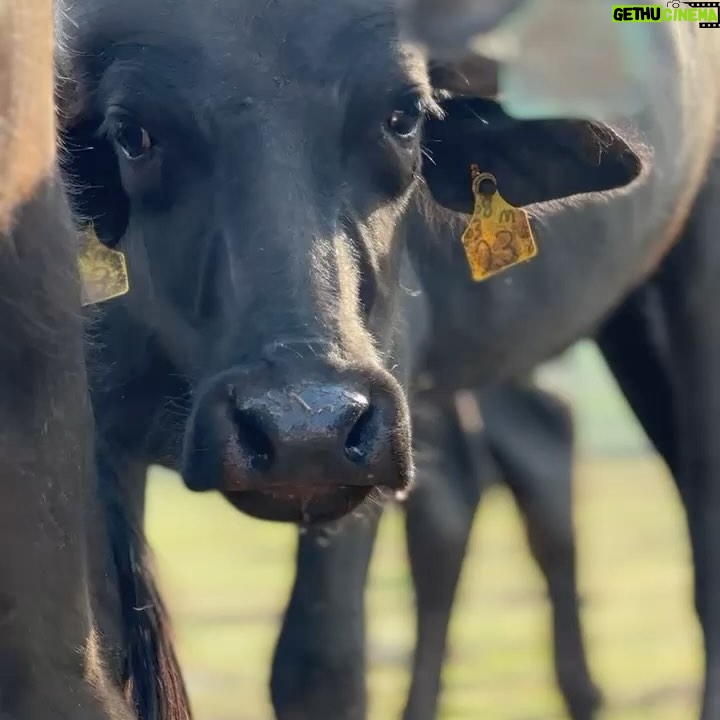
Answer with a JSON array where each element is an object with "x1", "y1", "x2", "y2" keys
[
  {"x1": 77, "y1": 225, "x2": 130, "y2": 306},
  {"x1": 461, "y1": 165, "x2": 537, "y2": 282}
]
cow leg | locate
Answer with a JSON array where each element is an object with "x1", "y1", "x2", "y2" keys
[
  {"x1": 482, "y1": 383, "x2": 601, "y2": 720},
  {"x1": 402, "y1": 401, "x2": 480, "y2": 720},
  {"x1": 654, "y1": 171, "x2": 720, "y2": 720},
  {"x1": 271, "y1": 513, "x2": 381, "y2": 720}
]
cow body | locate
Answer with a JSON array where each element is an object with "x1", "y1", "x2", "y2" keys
[
  {"x1": 0, "y1": 179, "x2": 132, "y2": 720},
  {"x1": 0, "y1": 8, "x2": 121, "y2": 720},
  {"x1": 0, "y1": 3, "x2": 128, "y2": 716},
  {"x1": 0, "y1": 4, "x2": 189, "y2": 718},
  {"x1": 54, "y1": 1, "x2": 720, "y2": 718}
]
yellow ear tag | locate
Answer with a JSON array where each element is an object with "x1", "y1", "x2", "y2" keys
[
  {"x1": 461, "y1": 165, "x2": 537, "y2": 282},
  {"x1": 77, "y1": 225, "x2": 130, "y2": 306}
]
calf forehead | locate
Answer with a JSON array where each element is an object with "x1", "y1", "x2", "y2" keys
[{"x1": 69, "y1": 0, "x2": 424, "y2": 98}]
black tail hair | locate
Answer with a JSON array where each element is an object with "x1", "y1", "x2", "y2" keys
[{"x1": 99, "y1": 455, "x2": 192, "y2": 720}]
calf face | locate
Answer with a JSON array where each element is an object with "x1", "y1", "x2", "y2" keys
[{"x1": 58, "y1": 0, "x2": 642, "y2": 523}]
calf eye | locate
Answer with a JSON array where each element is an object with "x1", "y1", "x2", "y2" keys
[
  {"x1": 113, "y1": 122, "x2": 153, "y2": 160},
  {"x1": 386, "y1": 103, "x2": 422, "y2": 139}
]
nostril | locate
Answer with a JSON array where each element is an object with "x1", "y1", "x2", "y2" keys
[
  {"x1": 232, "y1": 408, "x2": 275, "y2": 473},
  {"x1": 344, "y1": 405, "x2": 377, "y2": 465}
]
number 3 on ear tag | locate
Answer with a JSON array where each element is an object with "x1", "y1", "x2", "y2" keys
[
  {"x1": 461, "y1": 165, "x2": 537, "y2": 282},
  {"x1": 77, "y1": 225, "x2": 130, "y2": 306}
]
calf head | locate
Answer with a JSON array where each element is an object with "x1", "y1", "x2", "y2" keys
[{"x1": 57, "y1": 0, "x2": 642, "y2": 523}]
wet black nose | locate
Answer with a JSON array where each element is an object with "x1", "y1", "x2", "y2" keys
[
  {"x1": 184, "y1": 376, "x2": 404, "y2": 496},
  {"x1": 228, "y1": 383, "x2": 380, "y2": 478}
]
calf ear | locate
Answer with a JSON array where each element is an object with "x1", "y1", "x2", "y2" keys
[{"x1": 422, "y1": 63, "x2": 643, "y2": 214}]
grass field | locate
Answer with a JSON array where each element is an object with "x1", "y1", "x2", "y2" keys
[{"x1": 144, "y1": 344, "x2": 701, "y2": 719}]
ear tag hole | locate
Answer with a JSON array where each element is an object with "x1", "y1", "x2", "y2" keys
[{"x1": 460, "y1": 164, "x2": 537, "y2": 282}]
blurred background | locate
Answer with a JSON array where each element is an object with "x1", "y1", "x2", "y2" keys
[{"x1": 145, "y1": 340, "x2": 700, "y2": 720}]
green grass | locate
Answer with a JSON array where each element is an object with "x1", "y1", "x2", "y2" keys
[{"x1": 144, "y1": 341, "x2": 699, "y2": 719}]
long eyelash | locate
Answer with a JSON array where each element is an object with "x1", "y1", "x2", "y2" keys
[{"x1": 423, "y1": 98, "x2": 444, "y2": 119}]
